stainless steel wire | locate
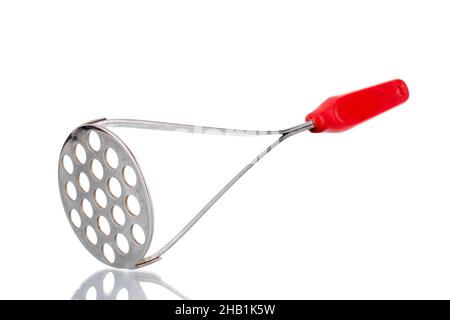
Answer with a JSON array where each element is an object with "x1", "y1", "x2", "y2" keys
[{"x1": 97, "y1": 119, "x2": 314, "y2": 267}]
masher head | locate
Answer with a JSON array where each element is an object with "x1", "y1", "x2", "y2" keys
[{"x1": 58, "y1": 124, "x2": 153, "y2": 269}]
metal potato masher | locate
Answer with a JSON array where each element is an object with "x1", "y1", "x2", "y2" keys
[{"x1": 58, "y1": 79, "x2": 409, "y2": 269}]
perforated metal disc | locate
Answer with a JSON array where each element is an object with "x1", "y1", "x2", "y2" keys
[{"x1": 58, "y1": 124, "x2": 153, "y2": 269}]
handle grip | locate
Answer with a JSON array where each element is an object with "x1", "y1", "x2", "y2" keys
[{"x1": 305, "y1": 79, "x2": 409, "y2": 133}]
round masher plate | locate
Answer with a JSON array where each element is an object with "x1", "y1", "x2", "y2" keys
[{"x1": 58, "y1": 124, "x2": 153, "y2": 269}]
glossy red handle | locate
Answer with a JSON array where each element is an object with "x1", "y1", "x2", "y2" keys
[{"x1": 305, "y1": 79, "x2": 409, "y2": 133}]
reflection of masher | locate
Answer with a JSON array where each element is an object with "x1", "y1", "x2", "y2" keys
[
  {"x1": 72, "y1": 270, "x2": 187, "y2": 300},
  {"x1": 58, "y1": 79, "x2": 409, "y2": 269}
]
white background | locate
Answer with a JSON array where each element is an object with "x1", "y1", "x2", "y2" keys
[{"x1": 0, "y1": 0, "x2": 449, "y2": 299}]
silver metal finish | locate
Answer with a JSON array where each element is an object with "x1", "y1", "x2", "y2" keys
[
  {"x1": 137, "y1": 120, "x2": 314, "y2": 267},
  {"x1": 59, "y1": 118, "x2": 314, "y2": 269},
  {"x1": 58, "y1": 125, "x2": 153, "y2": 269},
  {"x1": 96, "y1": 118, "x2": 281, "y2": 136}
]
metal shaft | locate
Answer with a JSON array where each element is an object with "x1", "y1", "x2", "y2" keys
[
  {"x1": 96, "y1": 118, "x2": 282, "y2": 136},
  {"x1": 102, "y1": 119, "x2": 315, "y2": 267}
]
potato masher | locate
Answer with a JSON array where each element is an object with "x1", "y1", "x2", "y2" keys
[{"x1": 58, "y1": 79, "x2": 409, "y2": 269}]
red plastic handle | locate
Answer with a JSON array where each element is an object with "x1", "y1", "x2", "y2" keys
[{"x1": 305, "y1": 79, "x2": 409, "y2": 133}]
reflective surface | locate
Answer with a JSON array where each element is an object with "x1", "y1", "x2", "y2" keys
[
  {"x1": 72, "y1": 269, "x2": 187, "y2": 300},
  {"x1": 58, "y1": 125, "x2": 154, "y2": 269}
]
